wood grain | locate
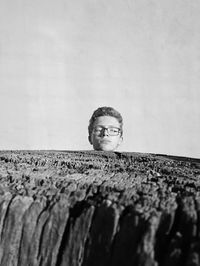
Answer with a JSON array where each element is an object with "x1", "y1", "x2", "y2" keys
[{"x1": 0, "y1": 150, "x2": 199, "y2": 266}]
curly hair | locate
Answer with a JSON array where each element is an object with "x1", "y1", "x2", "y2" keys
[{"x1": 88, "y1": 106, "x2": 123, "y2": 138}]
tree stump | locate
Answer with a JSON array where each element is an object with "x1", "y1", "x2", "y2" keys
[{"x1": 0, "y1": 150, "x2": 199, "y2": 266}]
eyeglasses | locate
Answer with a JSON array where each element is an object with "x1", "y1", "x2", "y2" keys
[{"x1": 93, "y1": 126, "x2": 121, "y2": 136}]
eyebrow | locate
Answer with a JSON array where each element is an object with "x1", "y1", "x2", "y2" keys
[
  {"x1": 95, "y1": 125, "x2": 119, "y2": 128},
  {"x1": 94, "y1": 126, "x2": 120, "y2": 131}
]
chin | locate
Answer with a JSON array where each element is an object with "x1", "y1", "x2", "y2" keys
[{"x1": 99, "y1": 144, "x2": 115, "y2": 151}]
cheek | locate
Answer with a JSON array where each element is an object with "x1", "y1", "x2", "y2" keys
[
  {"x1": 113, "y1": 137, "x2": 122, "y2": 149},
  {"x1": 92, "y1": 136, "x2": 102, "y2": 148},
  {"x1": 92, "y1": 135, "x2": 99, "y2": 143},
  {"x1": 114, "y1": 136, "x2": 122, "y2": 144}
]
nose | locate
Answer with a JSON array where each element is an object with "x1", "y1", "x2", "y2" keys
[{"x1": 101, "y1": 128, "x2": 109, "y2": 137}]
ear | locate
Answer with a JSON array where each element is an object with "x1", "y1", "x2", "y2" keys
[
  {"x1": 118, "y1": 135, "x2": 123, "y2": 146},
  {"x1": 88, "y1": 135, "x2": 93, "y2": 145}
]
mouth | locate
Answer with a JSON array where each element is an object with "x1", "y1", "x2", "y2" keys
[{"x1": 100, "y1": 140, "x2": 111, "y2": 144}]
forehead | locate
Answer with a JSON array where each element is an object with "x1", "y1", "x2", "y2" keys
[{"x1": 93, "y1": 116, "x2": 120, "y2": 128}]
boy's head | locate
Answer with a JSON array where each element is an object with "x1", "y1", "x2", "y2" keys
[{"x1": 88, "y1": 107, "x2": 123, "y2": 151}]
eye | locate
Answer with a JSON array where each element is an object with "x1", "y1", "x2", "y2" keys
[
  {"x1": 110, "y1": 128, "x2": 118, "y2": 133},
  {"x1": 110, "y1": 127, "x2": 119, "y2": 132},
  {"x1": 94, "y1": 127, "x2": 101, "y2": 130},
  {"x1": 93, "y1": 127, "x2": 103, "y2": 133}
]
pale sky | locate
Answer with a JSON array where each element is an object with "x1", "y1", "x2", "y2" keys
[{"x1": 0, "y1": 0, "x2": 199, "y2": 158}]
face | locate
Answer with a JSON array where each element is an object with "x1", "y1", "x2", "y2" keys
[{"x1": 89, "y1": 116, "x2": 123, "y2": 151}]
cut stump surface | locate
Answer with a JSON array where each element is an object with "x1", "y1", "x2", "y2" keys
[{"x1": 0, "y1": 150, "x2": 199, "y2": 266}]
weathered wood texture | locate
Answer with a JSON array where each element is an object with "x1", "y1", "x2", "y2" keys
[{"x1": 0, "y1": 150, "x2": 199, "y2": 266}]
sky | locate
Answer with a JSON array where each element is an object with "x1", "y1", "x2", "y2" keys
[{"x1": 0, "y1": 0, "x2": 199, "y2": 158}]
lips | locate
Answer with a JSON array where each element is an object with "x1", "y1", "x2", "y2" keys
[{"x1": 100, "y1": 139, "x2": 111, "y2": 144}]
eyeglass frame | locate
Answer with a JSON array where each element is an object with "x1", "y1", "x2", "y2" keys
[{"x1": 92, "y1": 126, "x2": 121, "y2": 136}]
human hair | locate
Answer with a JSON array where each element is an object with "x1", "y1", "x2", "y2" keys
[{"x1": 88, "y1": 106, "x2": 123, "y2": 138}]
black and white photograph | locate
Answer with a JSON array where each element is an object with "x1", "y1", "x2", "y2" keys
[{"x1": 0, "y1": 0, "x2": 199, "y2": 265}]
